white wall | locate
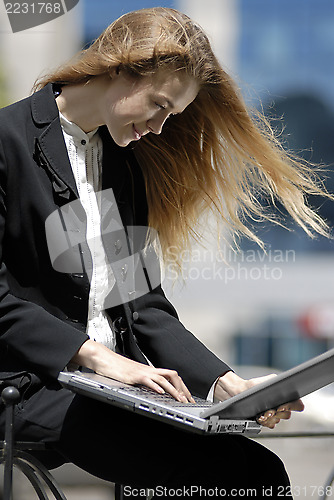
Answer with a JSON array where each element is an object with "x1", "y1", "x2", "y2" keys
[
  {"x1": 177, "y1": 0, "x2": 240, "y2": 75},
  {"x1": 0, "y1": 1, "x2": 83, "y2": 103}
]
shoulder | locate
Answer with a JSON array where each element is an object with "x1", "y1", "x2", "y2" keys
[
  {"x1": 0, "y1": 97, "x2": 34, "y2": 157},
  {"x1": 0, "y1": 84, "x2": 57, "y2": 131},
  {"x1": 0, "y1": 94, "x2": 32, "y2": 128}
]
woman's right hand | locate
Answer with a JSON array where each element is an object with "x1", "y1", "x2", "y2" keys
[{"x1": 71, "y1": 339, "x2": 195, "y2": 403}]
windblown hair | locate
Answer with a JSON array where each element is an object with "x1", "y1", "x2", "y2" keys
[{"x1": 34, "y1": 7, "x2": 332, "y2": 268}]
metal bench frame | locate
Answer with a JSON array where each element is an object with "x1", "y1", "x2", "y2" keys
[{"x1": 0, "y1": 385, "x2": 136, "y2": 500}]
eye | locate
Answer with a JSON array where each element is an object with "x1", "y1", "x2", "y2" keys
[{"x1": 155, "y1": 102, "x2": 167, "y2": 110}]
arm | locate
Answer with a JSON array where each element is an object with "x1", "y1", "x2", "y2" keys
[
  {"x1": 0, "y1": 135, "x2": 89, "y2": 379},
  {"x1": 131, "y1": 285, "x2": 231, "y2": 399},
  {"x1": 72, "y1": 339, "x2": 195, "y2": 402}
]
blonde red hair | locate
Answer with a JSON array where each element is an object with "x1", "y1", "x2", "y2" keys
[{"x1": 34, "y1": 7, "x2": 332, "y2": 267}]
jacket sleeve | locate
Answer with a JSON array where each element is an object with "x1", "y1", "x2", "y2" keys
[
  {"x1": 0, "y1": 137, "x2": 89, "y2": 380},
  {"x1": 131, "y1": 284, "x2": 231, "y2": 398}
]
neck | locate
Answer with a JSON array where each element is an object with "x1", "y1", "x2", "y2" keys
[{"x1": 56, "y1": 77, "x2": 107, "y2": 133}]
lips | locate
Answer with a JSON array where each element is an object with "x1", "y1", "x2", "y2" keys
[{"x1": 133, "y1": 124, "x2": 142, "y2": 140}]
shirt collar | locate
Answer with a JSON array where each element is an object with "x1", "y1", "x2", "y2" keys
[{"x1": 59, "y1": 112, "x2": 99, "y2": 142}]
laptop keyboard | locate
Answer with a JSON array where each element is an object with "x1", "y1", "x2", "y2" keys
[{"x1": 120, "y1": 384, "x2": 213, "y2": 407}]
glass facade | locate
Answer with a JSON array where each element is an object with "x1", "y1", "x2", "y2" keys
[
  {"x1": 236, "y1": 1, "x2": 334, "y2": 368},
  {"x1": 83, "y1": 0, "x2": 176, "y2": 44},
  {"x1": 239, "y1": 0, "x2": 334, "y2": 112},
  {"x1": 238, "y1": 0, "x2": 334, "y2": 252}
]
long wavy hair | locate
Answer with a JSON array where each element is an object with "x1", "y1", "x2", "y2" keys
[{"x1": 34, "y1": 7, "x2": 332, "y2": 268}]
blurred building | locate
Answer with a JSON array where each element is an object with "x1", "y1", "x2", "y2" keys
[
  {"x1": 0, "y1": 1, "x2": 83, "y2": 104},
  {"x1": 83, "y1": 0, "x2": 175, "y2": 45},
  {"x1": 239, "y1": 0, "x2": 334, "y2": 112},
  {"x1": 238, "y1": 0, "x2": 334, "y2": 251},
  {"x1": 233, "y1": 0, "x2": 334, "y2": 368}
]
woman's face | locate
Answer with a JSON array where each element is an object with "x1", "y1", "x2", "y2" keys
[{"x1": 100, "y1": 70, "x2": 199, "y2": 147}]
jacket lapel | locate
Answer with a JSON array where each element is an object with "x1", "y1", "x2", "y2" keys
[
  {"x1": 99, "y1": 126, "x2": 135, "y2": 228},
  {"x1": 100, "y1": 126, "x2": 127, "y2": 199},
  {"x1": 99, "y1": 126, "x2": 149, "y2": 228},
  {"x1": 31, "y1": 84, "x2": 79, "y2": 201}
]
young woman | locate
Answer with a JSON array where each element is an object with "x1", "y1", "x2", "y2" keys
[{"x1": 0, "y1": 6, "x2": 328, "y2": 497}]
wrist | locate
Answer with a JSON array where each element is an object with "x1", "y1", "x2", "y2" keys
[
  {"x1": 214, "y1": 371, "x2": 248, "y2": 401},
  {"x1": 71, "y1": 339, "x2": 101, "y2": 371}
]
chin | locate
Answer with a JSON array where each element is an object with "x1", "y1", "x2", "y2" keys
[
  {"x1": 116, "y1": 140, "x2": 130, "y2": 148},
  {"x1": 109, "y1": 135, "x2": 128, "y2": 147},
  {"x1": 106, "y1": 127, "x2": 129, "y2": 147}
]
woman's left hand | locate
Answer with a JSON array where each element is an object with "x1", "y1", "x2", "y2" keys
[
  {"x1": 214, "y1": 371, "x2": 304, "y2": 429},
  {"x1": 256, "y1": 400, "x2": 304, "y2": 428}
]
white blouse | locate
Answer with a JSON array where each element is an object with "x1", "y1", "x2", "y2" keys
[{"x1": 59, "y1": 112, "x2": 116, "y2": 351}]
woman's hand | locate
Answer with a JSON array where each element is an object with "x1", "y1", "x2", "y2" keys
[
  {"x1": 214, "y1": 371, "x2": 304, "y2": 429},
  {"x1": 71, "y1": 339, "x2": 195, "y2": 403}
]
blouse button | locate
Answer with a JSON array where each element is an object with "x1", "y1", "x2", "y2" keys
[
  {"x1": 121, "y1": 264, "x2": 128, "y2": 281},
  {"x1": 132, "y1": 311, "x2": 139, "y2": 321}
]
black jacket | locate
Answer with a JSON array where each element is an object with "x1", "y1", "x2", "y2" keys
[{"x1": 0, "y1": 83, "x2": 229, "y2": 398}]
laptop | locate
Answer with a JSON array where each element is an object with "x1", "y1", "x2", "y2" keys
[{"x1": 58, "y1": 346, "x2": 334, "y2": 436}]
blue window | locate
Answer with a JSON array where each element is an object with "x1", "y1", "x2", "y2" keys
[{"x1": 82, "y1": 0, "x2": 176, "y2": 43}]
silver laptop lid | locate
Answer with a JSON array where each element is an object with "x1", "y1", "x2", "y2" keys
[{"x1": 200, "y1": 347, "x2": 334, "y2": 419}]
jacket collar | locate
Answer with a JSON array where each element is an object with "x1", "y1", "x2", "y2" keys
[
  {"x1": 31, "y1": 84, "x2": 137, "y2": 208},
  {"x1": 31, "y1": 83, "x2": 60, "y2": 124}
]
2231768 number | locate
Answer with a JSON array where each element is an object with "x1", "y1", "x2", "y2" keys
[
  {"x1": 277, "y1": 485, "x2": 334, "y2": 497},
  {"x1": 5, "y1": 3, "x2": 62, "y2": 14}
]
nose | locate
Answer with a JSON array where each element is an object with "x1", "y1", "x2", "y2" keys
[{"x1": 147, "y1": 112, "x2": 170, "y2": 135}]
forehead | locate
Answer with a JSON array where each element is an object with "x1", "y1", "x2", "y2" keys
[{"x1": 146, "y1": 70, "x2": 199, "y2": 107}]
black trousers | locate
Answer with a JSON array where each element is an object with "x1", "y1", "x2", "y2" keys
[{"x1": 0, "y1": 382, "x2": 292, "y2": 499}]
